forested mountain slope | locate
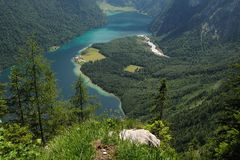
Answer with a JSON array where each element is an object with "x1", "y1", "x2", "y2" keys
[
  {"x1": 80, "y1": 0, "x2": 240, "y2": 153},
  {"x1": 104, "y1": 0, "x2": 173, "y2": 16},
  {"x1": 151, "y1": 0, "x2": 240, "y2": 41},
  {"x1": 81, "y1": 36, "x2": 240, "y2": 151},
  {"x1": 0, "y1": 0, "x2": 105, "y2": 71}
]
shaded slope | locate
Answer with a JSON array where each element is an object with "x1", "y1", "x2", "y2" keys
[
  {"x1": 151, "y1": 0, "x2": 240, "y2": 41},
  {"x1": 105, "y1": 0, "x2": 173, "y2": 16}
]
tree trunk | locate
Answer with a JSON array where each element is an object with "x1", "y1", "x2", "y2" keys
[{"x1": 31, "y1": 45, "x2": 45, "y2": 145}]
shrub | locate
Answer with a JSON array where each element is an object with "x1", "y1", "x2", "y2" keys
[{"x1": 0, "y1": 124, "x2": 40, "y2": 160}]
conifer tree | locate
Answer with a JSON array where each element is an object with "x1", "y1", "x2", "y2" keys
[
  {"x1": 9, "y1": 66, "x2": 25, "y2": 124},
  {"x1": 41, "y1": 68, "x2": 58, "y2": 135},
  {"x1": 15, "y1": 38, "x2": 58, "y2": 144},
  {"x1": 155, "y1": 79, "x2": 167, "y2": 120},
  {"x1": 71, "y1": 76, "x2": 88, "y2": 121},
  {"x1": 0, "y1": 82, "x2": 7, "y2": 120}
]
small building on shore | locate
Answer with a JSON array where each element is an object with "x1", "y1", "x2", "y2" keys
[{"x1": 74, "y1": 55, "x2": 86, "y2": 63}]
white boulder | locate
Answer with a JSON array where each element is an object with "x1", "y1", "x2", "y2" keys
[{"x1": 119, "y1": 129, "x2": 160, "y2": 147}]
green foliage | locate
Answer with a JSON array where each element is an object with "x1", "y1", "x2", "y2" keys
[
  {"x1": 0, "y1": 0, "x2": 106, "y2": 71},
  {"x1": 39, "y1": 119, "x2": 177, "y2": 160},
  {"x1": 182, "y1": 148, "x2": 202, "y2": 160},
  {"x1": 0, "y1": 1, "x2": 239, "y2": 158},
  {"x1": 200, "y1": 111, "x2": 240, "y2": 160},
  {"x1": 40, "y1": 120, "x2": 104, "y2": 160},
  {"x1": 46, "y1": 101, "x2": 79, "y2": 136},
  {"x1": 0, "y1": 124, "x2": 40, "y2": 160},
  {"x1": 0, "y1": 83, "x2": 7, "y2": 118},
  {"x1": 154, "y1": 79, "x2": 167, "y2": 120},
  {"x1": 106, "y1": 0, "x2": 173, "y2": 16},
  {"x1": 71, "y1": 76, "x2": 89, "y2": 121},
  {"x1": 180, "y1": 64, "x2": 240, "y2": 159},
  {"x1": 145, "y1": 120, "x2": 175, "y2": 154},
  {"x1": 203, "y1": 64, "x2": 240, "y2": 159},
  {"x1": 116, "y1": 141, "x2": 177, "y2": 160},
  {"x1": 9, "y1": 66, "x2": 25, "y2": 124},
  {"x1": 7, "y1": 38, "x2": 59, "y2": 144},
  {"x1": 81, "y1": 35, "x2": 240, "y2": 153},
  {"x1": 214, "y1": 112, "x2": 240, "y2": 159}
]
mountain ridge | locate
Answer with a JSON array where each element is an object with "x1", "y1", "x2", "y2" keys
[{"x1": 151, "y1": 0, "x2": 240, "y2": 42}]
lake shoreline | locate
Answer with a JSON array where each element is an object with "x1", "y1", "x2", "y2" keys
[
  {"x1": 0, "y1": 11, "x2": 153, "y2": 118},
  {"x1": 72, "y1": 45, "x2": 125, "y2": 117},
  {"x1": 45, "y1": 11, "x2": 152, "y2": 117},
  {"x1": 69, "y1": 11, "x2": 152, "y2": 117},
  {"x1": 72, "y1": 57, "x2": 125, "y2": 117}
]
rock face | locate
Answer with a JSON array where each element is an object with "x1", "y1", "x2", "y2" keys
[
  {"x1": 119, "y1": 129, "x2": 160, "y2": 147},
  {"x1": 151, "y1": 0, "x2": 240, "y2": 41}
]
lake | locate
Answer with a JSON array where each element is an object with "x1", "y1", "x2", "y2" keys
[{"x1": 1, "y1": 12, "x2": 153, "y2": 117}]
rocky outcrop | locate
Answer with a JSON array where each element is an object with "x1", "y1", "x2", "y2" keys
[{"x1": 119, "y1": 129, "x2": 160, "y2": 147}]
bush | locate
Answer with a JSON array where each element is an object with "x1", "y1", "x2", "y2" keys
[
  {"x1": 0, "y1": 124, "x2": 40, "y2": 160},
  {"x1": 145, "y1": 120, "x2": 177, "y2": 157}
]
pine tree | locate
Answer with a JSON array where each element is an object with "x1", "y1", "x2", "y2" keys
[
  {"x1": 71, "y1": 76, "x2": 88, "y2": 121},
  {"x1": 0, "y1": 82, "x2": 7, "y2": 120},
  {"x1": 155, "y1": 79, "x2": 167, "y2": 120},
  {"x1": 9, "y1": 66, "x2": 25, "y2": 124},
  {"x1": 41, "y1": 68, "x2": 58, "y2": 135},
  {"x1": 15, "y1": 38, "x2": 58, "y2": 144}
]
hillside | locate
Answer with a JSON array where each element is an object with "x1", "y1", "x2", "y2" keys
[
  {"x1": 151, "y1": 0, "x2": 240, "y2": 41},
  {"x1": 1, "y1": 0, "x2": 240, "y2": 159},
  {"x1": 37, "y1": 119, "x2": 176, "y2": 160},
  {"x1": 81, "y1": 35, "x2": 240, "y2": 150},
  {"x1": 0, "y1": 0, "x2": 105, "y2": 71},
  {"x1": 80, "y1": 0, "x2": 240, "y2": 151},
  {"x1": 104, "y1": 0, "x2": 173, "y2": 16}
]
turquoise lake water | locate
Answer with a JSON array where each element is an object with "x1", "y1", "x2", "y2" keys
[{"x1": 0, "y1": 12, "x2": 153, "y2": 117}]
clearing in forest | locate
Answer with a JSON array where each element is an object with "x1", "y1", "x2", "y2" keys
[
  {"x1": 81, "y1": 48, "x2": 106, "y2": 62},
  {"x1": 124, "y1": 65, "x2": 143, "y2": 73}
]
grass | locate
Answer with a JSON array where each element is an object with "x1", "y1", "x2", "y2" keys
[
  {"x1": 81, "y1": 48, "x2": 106, "y2": 62},
  {"x1": 124, "y1": 65, "x2": 143, "y2": 73},
  {"x1": 39, "y1": 119, "x2": 177, "y2": 160},
  {"x1": 97, "y1": 1, "x2": 137, "y2": 13}
]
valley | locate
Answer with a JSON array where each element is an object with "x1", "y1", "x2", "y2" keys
[
  {"x1": 1, "y1": 0, "x2": 240, "y2": 159},
  {"x1": 81, "y1": 35, "x2": 240, "y2": 151},
  {"x1": 0, "y1": 11, "x2": 153, "y2": 117}
]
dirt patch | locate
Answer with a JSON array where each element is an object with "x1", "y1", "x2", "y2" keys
[{"x1": 92, "y1": 140, "x2": 116, "y2": 160}]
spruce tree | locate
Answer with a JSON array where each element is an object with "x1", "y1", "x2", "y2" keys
[
  {"x1": 9, "y1": 66, "x2": 25, "y2": 124},
  {"x1": 0, "y1": 82, "x2": 7, "y2": 120},
  {"x1": 155, "y1": 79, "x2": 167, "y2": 120},
  {"x1": 71, "y1": 76, "x2": 88, "y2": 121},
  {"x1": 16, "y1": 38, "x2": 58, "y2": 144},
  {"x1": 41, "y1": 68, "x2": 58, "y2": 135}
]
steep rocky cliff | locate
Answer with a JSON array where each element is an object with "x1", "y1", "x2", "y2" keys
[{"x1": 151, "y1": 0, "x2": 240, "y2": 41}]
